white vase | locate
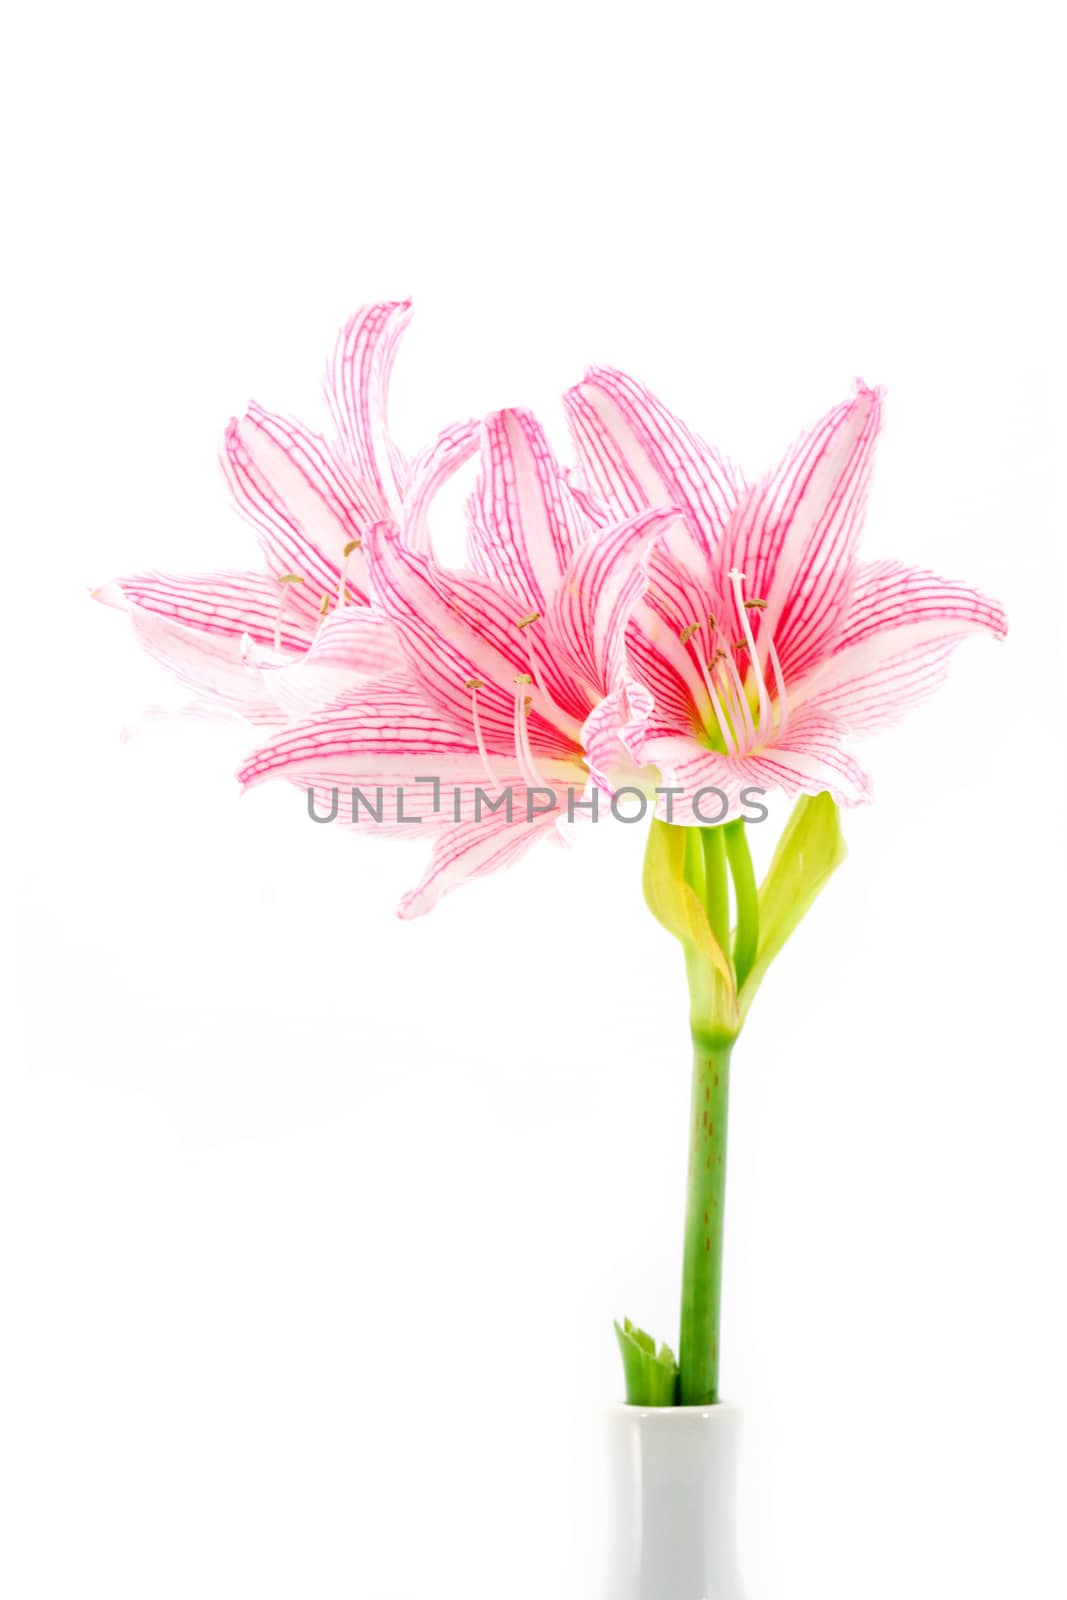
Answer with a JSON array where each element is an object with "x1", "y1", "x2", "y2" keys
[{"x1": 604, "y1": 1402, "x2": 746, "y2": 1600}]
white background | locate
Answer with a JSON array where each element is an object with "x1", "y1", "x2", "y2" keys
[{"x1": 3, "y1": 1, "x2": 1064, "y2": 1596}]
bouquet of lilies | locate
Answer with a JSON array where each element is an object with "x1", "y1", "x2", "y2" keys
[{"x1": 97, "y1": 299, "x2": 1005, "y2": 1408}]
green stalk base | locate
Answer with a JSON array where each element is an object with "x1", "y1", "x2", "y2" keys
[{"x1": 678, "y1": 1042, "x2": 732, "y2": 1405}]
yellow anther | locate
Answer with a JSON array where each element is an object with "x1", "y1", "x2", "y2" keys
[
  {"x1": 744, "y1": 598, "x2": 767, "y2": 610},
  {"x1": 679, "y1": 623, "x2": 699, "y2": 645},
  {"x1": 708, "y1": 613, "x2": 718, "y2": 631},
  {"x1": 516, "y1": 612, "x2": 541, "y2": 630},
  {"x1": 318, "y1": 593, "x2": 331, "y2": 617},
  {"x1": 514, "y1": 673, "x2": 533, "y2": 685},
  {"x1": 465, "y1": 677, "x2": 485, "y2": 690},
  {"x1": 342, "y1": 539, "x2": 362, "y2": 557},
  {"x1": 278, "y1": 572, "x2": 304, "y2": 585},
  {"x1": 733, "y1": 639, "x2": 748, "y2": 651}
]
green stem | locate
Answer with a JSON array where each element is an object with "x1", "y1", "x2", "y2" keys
[
  {"x1": 678, "y1": 1037, "x2": 733, "y2": 1405},
  {"x1": 699, "y1": 825, "x2": 730, "y2": 952},
  {"x1": 724, "y1": 819, "x2": 759, "y2": 991}
]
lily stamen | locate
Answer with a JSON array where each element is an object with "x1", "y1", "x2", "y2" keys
[
  {"x1": 765, "y1": 639, "x2": 789, "y2": 733},
  {"x1": 466, "y1": 678, "x2": 504, "y2": 792},
  {"x1": 728, "y1": 568, "x2": 775, "y2": 741},
  {"x1": 514, "y1": 613, "x2": 584, "y2": 741},
  {"x1": 721, "y1": 649, "x2": 758, "y2": 747},
  {"x1": 513, "y1": 675, "x2": 551, "y2": 793},
  {"x1": 274, "y1": 572, "x2": 304, "y2": 652},
  {"x1": 679, "y1": 620, "x2": 740, "y2": 755},
  {"x1": 336, "y1": 538, "x2": 362, "y2": 610},
  {"x1": 683, "y1": 624, "x2": 738, "y2": 756}
]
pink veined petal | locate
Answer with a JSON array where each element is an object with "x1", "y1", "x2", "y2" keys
[
  {"x1": 95, "y1": 570, "x2": 309, "y2": 651},
  {"x1": 251, "y1": 608, "x2": 406, "y2": 718},
  {"x1": 829, "y1": 558, "x2": 1008, "y2": 652},
  {"x1": 563, "y1": 366, "x2": 744, "y2": 560},
  {"x1": 581, "y1": 681, "x2": 656, "y2": 795},
  {"x1": 797, "y1": 637, "x2": 967, "y2": 735},
  {"x1": 631, "y1": 707, "x2": 870, "y2": 817},
  {"x1": 236, "y1": 401, "x2": 381, "y2": 569},
  {"x1": 547, "y1": 506, "x2": 680, "y2": 693},
  {"x1": 237, "y1": 674, "x2": 472, "y2": 787},
  {"x1": 624, "y1": 607, "x2": 708, "y2": 737},
  {"x1": 221, "y1": 419, "x2": 367, "y2": 616},
  {"x1": 726, "y1": 383, "x2": 884, "y2": 682},
  {"x1": 237, "y1": 674, "x2": 583, "y2": 828},
  {"x1": 467, "y1": 409, "x2": 586, "y2": 610},
  {"x1": 562, "y1": 466, "x2": 612, "y2": 529},
  {"x1": 326, "y1": 299, "x2": 413, "y2": 514},
  {"x1": 792, "y1": 560, "x2": 1007, "y2": 734},
  {"x1": 97, "y1": 589, "x2": 285, "y2": 725},
  {"x1": 365, "y1": 522, "x2": 586, "y2": 751},
  {"x1": 625, "y1": 533, "x2": 736, "y2": 734},
  {"x1": 643, "y1": 743, "x2": 749, "y2": 824},
  {"x1": 397, "y1": 811, "x2": 551, "y2": 920},
  {"x1": 729, "y1": 706, "x2": 873, "y2": 808},
  {"x1": 403, "y1": 418, "x2": 480, "y2": 556}
]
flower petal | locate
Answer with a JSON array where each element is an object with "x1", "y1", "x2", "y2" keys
[
  {"x1": 725, "y1": 383, "x2": 884, "y2": 682},
  {"x1": 633, "y1": 707, "x2": 871, "y2": 817},
  {"x1": 397, "y1": 813, "x2": 550, "y2": 920},
  {"x1": 467, "y1": 409, "x2": 585, "y2": 609},
  {"x1": 234, "y1": 401, "x2": 379, "y2": 575},
  {"x1": 96, "y1": 587, "x2": 284, "y2": 724},
  {"x1": 581, "y1": 681, "x2": 655, "y2": 794},
  {"x1": 563, "y1": 366, "x2": 743, "y2": 558},
  {"x1": 832, "y1": 559, "x2": 1008, "y2": 652},
  {"x1": 793, "y1": 559, "x2": 1007, "y2": 734},
  {"x1": 731, "y1": 708, "x2": 872, "y2": 808},
  {"x1": 626, "y1": 737, "x2": 748, "y2": 823},
  {"x1": 402, "y1": 418, "x2": 480, "y2": 555},
  {"x1": 250, "y1": 608, "x2": 405, "y2": 718},
  {"x1": 547, "y1": 506, "x2": 680, "y2": 692},
  {"x1": 221, "y1": 418, "x2": 365, "y2": 618},
  {"x1": 237, "y1": 675, "x2": 583, "y2": 835},
  {"x1": 96, "y1": 569, "x2": 308, "y2": 650},
  {"x1": 365, "y1": 523, "x2": 586, "y2": 749},
  {"x1": 326, "y1": 299, "x2": 412, "y2": 514}
]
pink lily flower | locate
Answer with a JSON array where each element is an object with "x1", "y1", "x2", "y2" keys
[
  {"x1": 95, "y1": 300, "x2": 477, "y2": 724},
  {"x1": 563, "y1": 368, "x2": 1007, "y2": 817},
  {"x1": 236, "y1": 408, "x2": 678, "y2": 917}
]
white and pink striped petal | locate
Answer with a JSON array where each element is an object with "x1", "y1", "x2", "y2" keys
[
  {"x1": 725, "y1": 383, "x2": 884, "y2": 683},
  {"x1": 563, "y1": 366, "x2": 743, "y2": 559},
  {"x1": 794, "y1": 559, "x2": 1007, "y2": 733},
  {"x1": 547, "y1": 506, "x2": 680, "y2": 693},
  {"x1": 467, "y1": 409, "x2": 586, "y2": 609},
  {"x1": 326, "y1": 298, "x2": 412, "y2": 515},
  {"x1": 96, "y1": 586, "x2": 284, "y2": 725},
  {"x1": 364, "y1": 522, "x2": 586, "y2": 750}
]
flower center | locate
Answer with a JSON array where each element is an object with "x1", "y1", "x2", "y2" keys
[{"x1": 681, "y1": 573, "x2": 790, "y2": 755}]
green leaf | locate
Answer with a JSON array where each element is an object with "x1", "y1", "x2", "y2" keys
[
  {"x1": 614, "y1": 1318, "x2": 679, "y2": 1407},
  {"x1": 643, "y1": 818, "x2": 738, "y2": 1041},
  {"x1": 738, "y1": 793, "x2": 847, "y2": 1023}
]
